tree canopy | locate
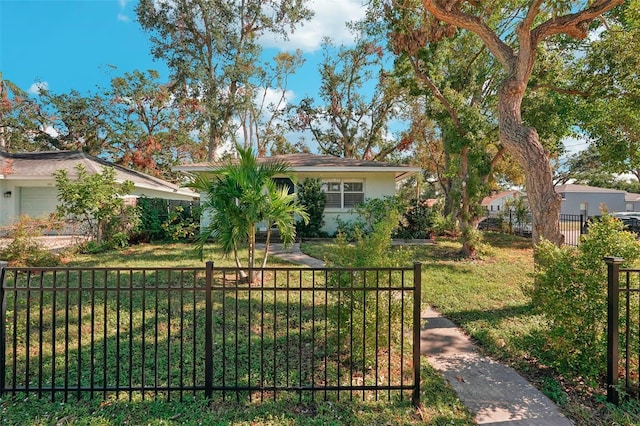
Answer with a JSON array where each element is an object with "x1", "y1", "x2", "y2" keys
[{"x1": 136, "y1": 0, "x2": 313, "y2": 160}]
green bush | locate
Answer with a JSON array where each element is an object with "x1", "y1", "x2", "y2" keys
[
  {"x1": 532, "y1": 214, "x2": 640, "y2": 380},
  {"x1": 335, "y1": 196, "x2": 404, "y2": 240},
  {"x1": 396, "y1": 199, "x2": 440, "y2": 239},
  {"x1": 295, "y1": 178, "x2": 327, "y2": 238},
  {"x1": 135, "y1": 198, "x2": 200, "y2": 242},
  {"x1": 326, "y1": 210, "x2": 412, "y2": 369}
]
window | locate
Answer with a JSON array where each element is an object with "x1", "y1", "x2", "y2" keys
[{"x1": 321, "y1": 179, "x2": 364, "y2": 209}]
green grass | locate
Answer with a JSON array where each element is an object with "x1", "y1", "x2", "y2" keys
[
  {"x1": 0, "y1": 242, "x2": 472, "y2": 425},
  {"x1": 303, "y1": 232, "x2": 640, "y2": 425}
]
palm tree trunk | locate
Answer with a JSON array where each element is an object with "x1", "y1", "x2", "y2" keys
[
  {"x1": 248, "y1": 223, "x2": 256, "y2": 283},
  {"x1": 260, "y1": 226, "x2": 272, "y2": 268},
  {"x1": 233, "y1": 244, "x2": 248, "y2": 280}
]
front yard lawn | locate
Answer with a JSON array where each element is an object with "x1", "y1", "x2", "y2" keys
[
  {"x1": 0, "y1": 241, "x2": 472, "y2": 426},
  {"x1": 302, "y1": 232, "x2": 640, "y2": 425}
]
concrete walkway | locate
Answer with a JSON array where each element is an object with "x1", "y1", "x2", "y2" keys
[
  {"x1": 259, "y1": 242, "x2": 326, "y2": 267},
  {"x1": 265, "y1": 244, "x2": 572, "y2": 425},
  {"x1": 422, "y1": 306, "x2": 572, "y2": 425}
]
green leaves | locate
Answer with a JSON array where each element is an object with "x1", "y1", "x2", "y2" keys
[
  {"x1": 190, "y1": 144, "x2": 308, "y2": 271},
  {"x1": 54, "y1": 164, "x2": 134, "y2": 244}
]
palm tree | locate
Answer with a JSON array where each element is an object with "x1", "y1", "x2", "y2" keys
[{"x1": 190, "y1": 144, "x2": 308, "y2": 282}]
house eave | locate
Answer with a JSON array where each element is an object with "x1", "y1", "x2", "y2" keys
[
  {"x1": 174, "y1": 164, "x2": 422, "y2": 178},
  {"x1": 2, "y1": 174, "x2": 197, "y2": 198}
]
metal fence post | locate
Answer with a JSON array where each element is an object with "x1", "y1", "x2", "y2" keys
[
  {"x1": 205, "y1": 261, "x2": 214, "y2": 398},
  {"x1": 0, "y1": 261, "x2": 7, "y2": 398},
  {"x1": 605, "y1": 256, "x2": 624, "y2": 405},
  {"x1": 412, "y1": 262, "x2": 422, "y2": 407}
]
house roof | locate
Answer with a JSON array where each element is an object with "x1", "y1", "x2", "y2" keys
[
  {"x1": 174, "y1": 153, "x2": 422, "y2": 181},
  {"x1": 555, "y1": 184, "x2": 626, "y2": 194},
  {"x1": 626, "y1": 193, "x2": 640, "y2": 202},
  {"x1": 0, "y1": 151, "x2": 197, "y2": 198},
  {"x1": 480, "y1": 190, "x2": 523, "y2": 206}
]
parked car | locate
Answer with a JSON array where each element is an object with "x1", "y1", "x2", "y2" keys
[
  {"x1": 583, "y1": 214, "x2": 640, "y2": 236},
  {"x1": 513, "y1": 222, "x2": 533, "y2": 236}
]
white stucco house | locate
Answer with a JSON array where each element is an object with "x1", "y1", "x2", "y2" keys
[
  {"x1": 0, "y1": 151, "x2": 199, "y2": 229},
  {"x1": 174, "y1": 153, "x2": 421, "y2": 235},
  {"x1": 481, "y1": 190, "x2": 526, "y2": 214}
]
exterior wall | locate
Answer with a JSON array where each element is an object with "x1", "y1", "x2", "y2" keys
[
  {"x1": 559, "y1": 191, "x2": 626, "y2": 216},
  {"x1": 485, "y1": 193, "x2": 520, "y2": 214},
  {"x1": 0, "y1": 179, "x2": 57, "y2": 227},
  {"x1": 196, "y1": 171, "x2": 401, "y2": 236},
  {"x1": 296, "y1": 171, "x2": 397, "y2": 235},
  {"x1": 0, "y1": 178, "x2": 197, "y2": 229},
  {"x1": 625, "y1": 199, "x2": 640, "y2": 212}
]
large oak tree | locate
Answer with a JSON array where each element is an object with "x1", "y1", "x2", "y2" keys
[{"x1": 387, "y1": 0, "x2": 623, "y2": 244}]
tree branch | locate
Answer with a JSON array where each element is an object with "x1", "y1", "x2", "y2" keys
[
  {"x1": 422, "y1": 0, "x2": 515, "y2": 70},
  {"x1": 529, "y1": 83, "x2": 592, "y2": 98},
  {"x1": 408, "y1": 55, "x2": 465, "y2": 137},
  {"x1": 532, "y1": 0, "x2": 624, "y2": 43}
]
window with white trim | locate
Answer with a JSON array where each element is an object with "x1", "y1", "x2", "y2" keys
[{"x1": 321, "y1": 179, "x2": 365, "y2": 209}]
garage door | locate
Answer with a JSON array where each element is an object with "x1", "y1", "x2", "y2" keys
[{"x1": 20, "y1": 187, "x2": 59, "y2": 218}]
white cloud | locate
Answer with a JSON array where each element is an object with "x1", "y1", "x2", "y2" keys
[
  {"x1": 257, "y1": 87, "x2": 295, "y2": 111},
  {"x1": 118, "y1": 0, "x2": 128, "y2": 7},
  {"x1": 44, "y1": 126, "x2": 59, "y2": 138},
  {"x1": 117, "y1": 13, "x2": 130, "y2": 22},
  {"x1": 28, "y1": 82, "x2": 48, "y2": 95},
  {"x1": 562, "y1": 136, "x2": 589, "y2": 157},
  {"x1": 261, "y1": 0, "x2": 367, "y2": 52}
]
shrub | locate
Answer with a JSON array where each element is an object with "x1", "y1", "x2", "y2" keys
[
  {"x1": 396, "y1": 199, "x2": 440, "y2": 239},
  {"x1": 532, "y1": 214, "x2": 640, "y2": 381},
  {"x1": 295, "y1": 178, "x2": 327, "y2": 238},
  {"x1": 326, "y1": 210, "x2": 411, "y2": 369},
  {"x1": 335, "y1": 196, "x2": 404, "y2": 239},
  {"x1": 135, "y1": 198, "x2": 200, "y2": 242},
  {"x1": 0, "y1": 216, "x2": 61, "y2": 267},
  {"x1": 54, "y1": 164, "x2": 134, "y2": 246},
  {"x1": 431, "y1": 211, "x2": 459, "y2": 237}
]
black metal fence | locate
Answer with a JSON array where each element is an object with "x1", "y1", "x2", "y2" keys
[
  {"x1": 560, "y1": 214, "x2": 585, "y2": 247},
  {"x1": 0, "y1": 262, "x2": 421, "y2": 406},
  {"x1": 605, "y1": 257, "x2": 640, "y2": 404},
  {"x1": 480, "y1": 212, "x2": 585, "y2": 246}
]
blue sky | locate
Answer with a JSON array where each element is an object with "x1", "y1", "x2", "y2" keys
[{"x1": 0, "y1": 0, "x2": 366, "y2": 100}]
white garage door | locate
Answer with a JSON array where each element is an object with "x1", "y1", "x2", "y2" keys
[{"x1": 20, "y1": 187, "x2": 59, "y2": 218}]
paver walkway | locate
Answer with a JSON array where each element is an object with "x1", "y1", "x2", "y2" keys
[{"x1": 266, "y1": 243, "x2": 573, "y2": 425}]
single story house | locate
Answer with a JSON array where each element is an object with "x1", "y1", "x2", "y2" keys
[
  {"x1": 481, "y1": 190, "x2": 525, "y2": 214},
  {"x1": 555, "y1": 184, "x2": 626, "y2": 217},
  {"x1": 174, "y1": 153, "x2": 421, "y2": 235},
  {"x1": 0, "y1": 151, "x2": 198, "y2": 228}
]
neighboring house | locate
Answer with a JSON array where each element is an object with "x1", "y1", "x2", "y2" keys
[
  {"x1": 481, "y1": 190, "x2": 525, "y2": 215},
  {"x1": 0, "y1": 151, "x2": 198, "y2": 229},
  {"x1": 555, "y1": 184, "x2": 626, "y2": 216},
  {"x1": 625, "y1": 193, "x2": 640, "y2": 212},
  {"x1": 174, "y1": 153, "x2": 421, "y2": 235}
]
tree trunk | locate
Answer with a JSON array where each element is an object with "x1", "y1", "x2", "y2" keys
[
  {"x1": 458, "y1": 146, "x2": 477, "y2": 258},
  {"x1": 260, "y1": 226, "x2": 272, "y2": 269},
  {"x1": 248, "y1": 223, "x2": 255, "y2": 283},
  {"x1": 207, "y1": 121, "x2": 218, "y2": 161},
  {"x1": 498, "y1": 80, "x2": 563, "y2": 245}
]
